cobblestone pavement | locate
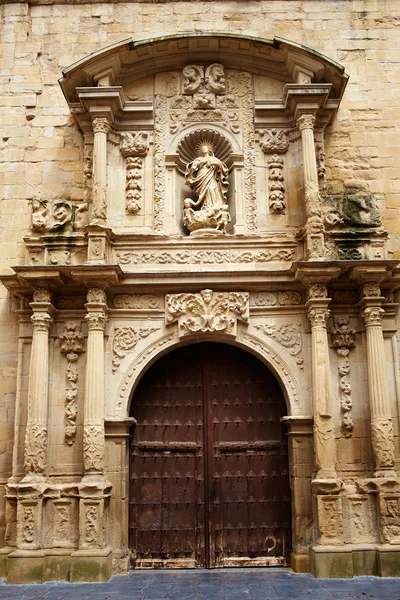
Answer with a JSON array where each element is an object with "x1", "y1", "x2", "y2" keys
[{"x1": 1, "y1": 569, "x2": 400, "y2": 600}]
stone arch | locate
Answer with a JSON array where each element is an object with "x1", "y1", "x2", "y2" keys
[{"x1": 116, "y1": 327, "x2": 309, "y2": 419}]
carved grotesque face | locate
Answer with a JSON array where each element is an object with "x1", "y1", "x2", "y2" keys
[{"x1": 54, "y1": 204, "x2": 68, "y2": 221}]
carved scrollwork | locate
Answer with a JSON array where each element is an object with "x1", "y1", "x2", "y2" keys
[
  {"x1": 166, "y1": 289, "x2": 249, "y2": 338},
  {"x1": 331, "y1": 318, "x2": 356, "y2": 437},
  {"x1": 113, "y1": 294, "x2": 161, "y2": 309},
  {"x1": 85, "y1": 504, "x2": 98, "y2": 545},
  {"x1": 255, "y1": 322, "x2": 304, "y2": 369},
  {"x1": 250, "y1": 292, "x2": 277, "y2": 307},
  {"x1": 112, "y1": 326, "x2": 161, "y2": 373},
  {"x1": 115, "y1": 247, "x2": 294, "y2": 265},
  {"x1": 154, "y1": 95, "x2": 167, "y2": 232},
  {"x1": 83, "y1": 425, "x2": 104, "y2": 472},
  {"x1": 60, "y1": 323, "x2": 84, "y2": 445}
]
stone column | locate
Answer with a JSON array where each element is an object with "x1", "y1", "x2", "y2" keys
[
  {"x1": 83, "y1": 287, "x2": 108, "y2": 479},
  {"x1": 24, "y1": 288, "x2": 54, "y2": 479},
  {"x1": 91, "y1": 117, "x2": 110, "y2": 226},
  {"x1": 297, "y1": 114, "x2": 325, "y2": 259},
  {"x1": 360, "y1": 282, "x2": 396, "y2": 478},
  {"x1": 306, "y1": 283, "x2": 337, "y2": 480},
  {"x1": 87, "y1": 117, "x2": 110, "y2": 264}
]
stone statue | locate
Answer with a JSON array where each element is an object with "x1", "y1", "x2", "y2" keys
[{"x1": 183, "y1": 141, "x2": 231, "y2": 236}]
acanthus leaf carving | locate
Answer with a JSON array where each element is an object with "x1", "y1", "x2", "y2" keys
[
  {"x1": 87, "y1": 288, "x2": 107, "y2": 305},
  {"x1": 59, "y1": 322, "x2": 84, "y2": 445},
  {"x1": 166, "y1": 289, "x2": 249, "y2": 338},
  {"x1": 331, "y1": 318, "x2": 356, "y2": 437},
  {"x1": 362, "y1": 306, "x2": 384, "y2": 327},
  {"x1": 254, "y1": 322, "x2": 304, "y2": 369},
  {"x1": 307, "y1": 307, "x2": 330, "y2": 329},
  {"x1": 22, "y1": 505, "x2": 35, "y2": 544},
  {"x1": 85, "y1": 504, "x2": 99, "y2": 545},
  {"x1": 308, "y1": 283, "x2": 327, "y2": 300},
  {"x1": 112, "y1": 326, "x2": 161, "y2": 373}
]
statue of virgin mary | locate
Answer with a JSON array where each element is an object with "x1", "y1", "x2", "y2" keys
[{"x1": 183, "y1": 141, "x2": 231, "y2": 235}]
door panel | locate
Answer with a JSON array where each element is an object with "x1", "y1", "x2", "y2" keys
[{"x1": 129, "y1": 343, "x2": 291, "y2": 568}]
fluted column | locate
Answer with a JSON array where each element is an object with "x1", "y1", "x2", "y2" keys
[
  {"x1": 306, "y1": 283, "x2": 337, "y2": 479},
  {"x1": 91, "y1": 117, "x2": 110, "y2": 226},
  {"x1": 360, "y1": 282, "x2": 396, "y2": 478},
  {"x1": 24, "y1": 288, "x2": 54, "y2": 479},
  {"x1": 83, "y1": 287, "x2": 108, "y2": 478},
  {"x1": 297, "y1": 114, "x2": 325, "y2": 259}
]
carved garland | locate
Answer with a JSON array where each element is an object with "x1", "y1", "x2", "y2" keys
[
  {"x1": 268, "y1": 154, "x2": 286, "y2": 214},
  {"x1": 330, "y1": 318, "x2": 356, "y2": 437},
  {"x1": 112, "y1": 326, "x2": 161, "y2": 372},
  {"x1": 59, "y1": 322, "x2": 84, "y2": 445}
]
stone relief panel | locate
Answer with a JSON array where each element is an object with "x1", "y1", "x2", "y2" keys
[
  {"x1": 165, "y1": 289, "x2": 249, "y2": 338},
  {"x1": 380, "y1": 495, "x2": 400, "y2": 544},
  {"x1": 342, "y1": 496, "x2": 377, "y2": 544},
  {"x1": 317, "y1": 495, "x2": 343, "y2": 545},
  {"x1": 59, "y1": 322, "x2": 84, "y2": 445}
]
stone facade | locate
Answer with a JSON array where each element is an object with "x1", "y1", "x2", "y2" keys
[{"x1": 1, "y1": 0, "x2": 400, "y2": 583}]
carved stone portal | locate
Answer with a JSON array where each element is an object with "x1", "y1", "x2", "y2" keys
[
  {"x1": 166, "y1": 289, "x2": 249, "y2": 337},
  {"x1": 183, "y1": 141, "x2": 231, "y2": 236}
]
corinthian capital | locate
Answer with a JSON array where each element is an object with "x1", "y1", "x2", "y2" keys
[
  {"x1": 31, "y1": 312, "x2": 53, "y2": 332},
  {"x1": 92, "y1": 117, "x2": 110, "y2": 135},
  {"x1": 85, "y1": 311, "x2": 107, "y2": 331},
  {"x1": 308, "y1": 307, "x2": 330, "y2": 328},
  {"x1": 297, "y1": 114, "x2": 316, "y2": 132},
  {"x1": 362, "y1": 306, "x2": 384, "y2": 327}
]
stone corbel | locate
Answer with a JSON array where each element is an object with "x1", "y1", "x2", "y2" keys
[{"x1": 165, "y1": 289, "x2": 249, "y2": 338}]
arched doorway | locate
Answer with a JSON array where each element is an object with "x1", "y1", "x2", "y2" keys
[{"x1": 129, "y1": 342, "x2": 291, "y2": 569}]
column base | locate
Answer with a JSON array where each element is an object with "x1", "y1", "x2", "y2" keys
[
  {"x1": 7, "y1": 550, "x2": 46, "y2": 584},
  {"x1": 311, "y1": 545, "x2": 400, "y2": 578},
  {"x1": 290, "y1": 552, "x2": 310, "y2": 573},
  {"x1": 70, "y1": 547, "x2": 112, "y2": 582}
]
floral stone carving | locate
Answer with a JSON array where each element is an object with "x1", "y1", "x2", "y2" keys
[
  {"x1": 120, "y1": 132, "x2": 148, "y2": 215},
  {"x1": 166, "y1": 289, "x2": 249, "y2": 338},
  {"x1": 59, "y1": 322, "x2": 84, "y2": 444},
  {"x1": 331, "y1": 318, "x2": 356, "y2": 437},
  {"x1": 258, "y1": 128, "x2": 289, "y2": 154},
  {"x1": 183, "y1": 141, "x2": 231, "y2": 236}
]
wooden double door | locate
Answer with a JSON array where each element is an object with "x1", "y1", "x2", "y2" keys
[{"x1": 129, "y1": 343, "x2": 291, "y2": 568}]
